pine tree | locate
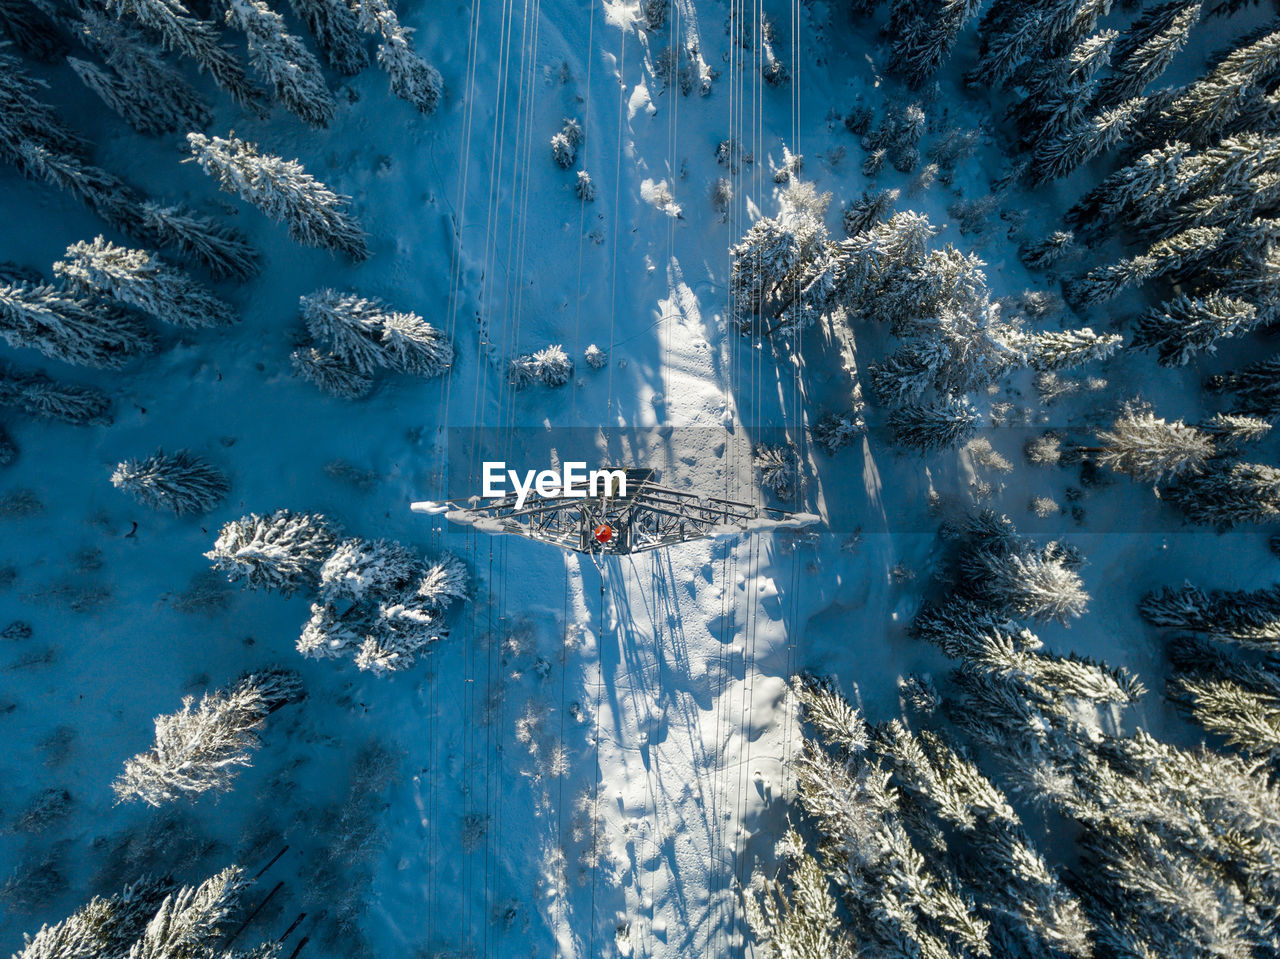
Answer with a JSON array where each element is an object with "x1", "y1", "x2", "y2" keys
[
  {"x1": 1132, "y1": 291, "x2": 1260, "y2": 366},
  {"x1": 0, "y1": 364, "x2": 113, "y2": 425},
  {"x1": 299, "y1": 547, "x2": 466, "y2": 674},
  {"x1": 287, "y1": 0, "x2": 368, "y2": 73},
  {"x1": 113, "y1": 669, "x2": 302, "y2": 805},
  {"x1": 1064, "y1": 139, "x2": 1190, "y2": 235},
  {"x1": 137, "y1": 202, "x2": 260, "y2": 280},
  {"x1": 352, "y1": 0, "x2": 443, "y2": 112},
  {"x1": 13, "y1": 876, "x2": 175, "y2": 959},
  {"x1": 111, "y1": 449, "x2": 230, "y2": 515},
  {"x1": 0, "y1": 0, "x2": 66, "y2": 61},
  {"x1": 1027, "y1": 327, "x2": 1122, "y2": 371},
  {"x1": 1095, "y1": 406, "x2": 1216, "y2": 484},
  {"x1": 224, "y1": 0, "x2": 335, "y2": 127},
  {"x1": 1143, "y1": 27, "x2": 1280, "y2": 147},
  {"x1": 1173, "y1": 675, "x2": 1280, "y2": 761},
  {"x1": 66, "y1": 57, "x2": 160, "y2": 137},
  {"x1": 1167, "y1": 460, "x2": 1280, "y2": 527},
  {"x1": 744, "y1": 829, "x2": 857, "y2": 959},
  {"x1": 889, "y1": 396, "x2": 979, "y2": 453},
  {"x1": 1018, "y1": 230, "x2": 1075, "y2": 269},
  {"x1": 104, "y1": 0, "x2": 266, "y2": 114},
  {"x1": 0, "y1": 283, "x2": 154, "y2": 369},
  {"x1": 843, "y1": 187, "x2": 899, "y2": 236},
  {"x1": 755, "y1": 443, "x2": 806, "y2": 502},
  {"x1": 959, "y1": 519, "x2": 1090, "y2": 623},
  {"x1": 74, "y1": 8, "x2": 211, "y2": 134},
  {"x1": 889, "y1": 0, "x2": 983, "y2": 88},
  {"x1": 291, "y1": 345, "x2": 374, "y2": 399},
  {"x1": 16, "y1": 866, "x2": 278, "y2": 959},
  {"x1": 507, "y1": 344, "x2": 573, "y2": 388},
  {"x1": 785, "y1": 678, "x2": 992, "y2": 958},
  {"x1": 1140, "y1": 582, "x2": 1280, "y2": 643},
  {"x1": 550, "y1": 116, "x2": 583, "y2": 169},
  {"x1": 1067, "y1": 226, "x2": 1225, "y2": 305},
  {"x1": 1202, "y1": 412, "x2": 1271, "y2": 445},
  {"x1": 301, "y1": 288, "x2": 453, "y2": 377},
  {"x1": 1213, "y1": 354, "x2": 1280, "y2": 417},
  {"x1": 1095, "y1": 0, "x2": 1200, "y2": 105},
  {"x1": 1029, "y1": 98, "x2": 1145, "y2": 183},
  {"x1": 187, "y1": 133, "x2": 368, "y2": 260},
  {"x1": 54, "y1": 237, "x2": 236, "y2": 328},
  {"x1": 812, "y1": 409, "x2": 866, "y2": 454},
  {"x1": 206, "y1": 508, "x2": 338, "y2": 593}
]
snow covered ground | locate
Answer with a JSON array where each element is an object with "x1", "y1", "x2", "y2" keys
[{"x1": 3, "y1": 0, "x2": 1278, "y2": 957}]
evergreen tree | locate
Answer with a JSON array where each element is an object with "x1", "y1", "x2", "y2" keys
[
  {"x1": 301, "y1": 288, "x2": 453, "y2": 377},
  {"x1": 507, "y1": 344, "x2": 573, "y2": 388},
  {"x1": 287, "y1": 0, "x2": 368, "y2": 74},
  {"x1": 1202, "y1": 412, "x2": 1271, "y2": 445},
  {"x1": 299, "y1": 548, "x2": 466, "y2": 674},
  {"x1": 1143, "y1": 27, "x2": 1280, "y2": 146},
  {"x1": 74, "y1": 8, "x2": 211, "y2": 134},
  {"x1": 291, "y1": 345, "x2": 374, "y2": 399},
  {"x1": 0, "y1": 0, "x2": 66, "y2": 61},
  {"x1": 206, "y1": 508, "x2": 338, "y2": 593},
  {"x1": 1067, "y1": 226, "x2": 1225, "y2": 305},
  {"x1": 1173, "y1": 674, "x2": 1280, "y2": 761},
  {"x1": 1064, "y1": 139, "x2": 1190, "y2": 235},
  {"x1": 1213, "y1": 354, "x2": 1280, "y2": 417},
  {"x1": 744, "y1": 829, "x2": 857, "y2": 959},
  {"x1": 352, "y1": 0, "x2": 442, "y2": 112},
  {"x1": 1026, "y1": 327, "x2": 1122, "y2": 371},
  {"x1": 104, "y1": 0, "x2": 265, "y2": 114},
  {"x1": 1018, "y1": 230, "x2": 1075, "y2": 269},
  {"x1": 0, "y1": 283, "x2": 154, "y2": 369},
  {"x1": 0, "y1": 364, "x2": 113, "y2": 425},
  {"x1": 187, "y1": 133, "x2": 368, "y2": 260},
  {"x1": 137, "y1": 201, "x2": 261, "y2": 280},
  {"x1": 1167, "y1": 460, "x2": 1280, "y2": 527},
  {"x1": 1140, "y1": 582, "x2": 1280, "y2": 643},
  {"x1": 111, "y1": 449, "x2": 230, "y2": 515},
  {"x1": 54, "y1": 237, "x2": 236, "y2": 328},
  {"x1": 15, "y1": 866, "x2": 277, "y2": 959},
  {"x1": 1029, "y1": 97, "x2": 1145, "y2": 183},
  {"x1": 1095, "y1": 406, "x2": 1217, "y2": 484},
  {"x1": 113, "y1": 669, "x2": 302, "y2": 805},
  {"x1": 889, "y1": 0, "x2": 983, "y2": 88},
  {"x1": 550, "y1": 117, "x2": 583, "y2": 169},
  {"x1": 1133, "y1": 291, "x2": 1260, "y2": 366},
  {"x1": 888, "y1": 396, "x2": 980, "y2": 453},
  {"x1": 224, "y1": 0, "x2": 335, "y2": 127},
  {"x1": 730, "y1": 181, "x2": 836, "y2": 335},
  {"x1": 968, "y1": 7, "x2": 1043, "y2": 88},
  {"x1": 812, "y1": 409, "x2": 866, "y2": 455},
  {"x1": 66, "y1": 57, "x2": 160, "y2": 137},
  {"x1": 13, "y1": 876, "x2": 175, "y2": 959},
  {"x1": 843, "y1": 187, "x2": 899, "y2": 236},
  {"x1": 755, "y1": 443, "x2": 806, "y2": 502},
  {"x1": 784, "y1": 679, "x2": 992, "y2": 958},
  {"x1": 957, "y1": 513, "x2": 1090, "y2": 622},
  {"x1": 1095, "y1": 0, "x2": 1200, "y2": 106}
]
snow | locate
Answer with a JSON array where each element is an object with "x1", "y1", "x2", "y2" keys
[{"x1": 5, "y1": 0, "x2": 1280, "y2": 958}]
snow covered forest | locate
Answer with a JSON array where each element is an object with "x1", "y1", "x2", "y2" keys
[{"x1": 5, "y1": 0, "x2": 1280, "y2": 954}]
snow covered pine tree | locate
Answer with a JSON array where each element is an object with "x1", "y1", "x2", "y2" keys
[
  {"x1": 113, "y1": 668, "x2": 303, "y2": 805},
  {"x1": 111, "y1": 449, "x2": 230, "y2": 515},
  {"x1": 187, "y1": 133, "x2": 369, "y2": 260}
]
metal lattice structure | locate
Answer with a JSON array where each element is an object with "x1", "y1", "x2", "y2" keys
[{"x1": 411, "y1": 467, "x2": 817, "y2": 554}]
